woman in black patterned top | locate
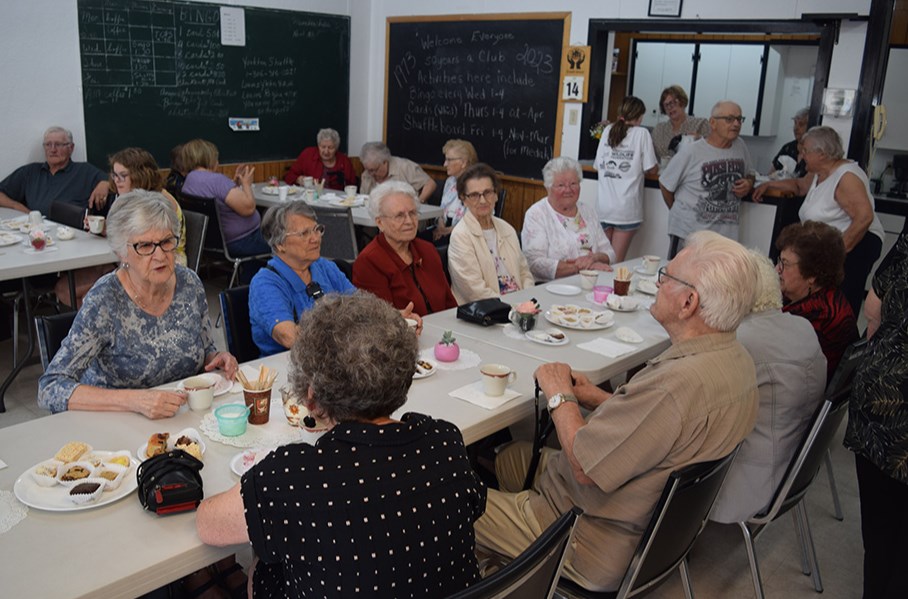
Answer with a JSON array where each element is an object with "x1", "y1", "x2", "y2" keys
[
  {"x1": 844, "y1": 228, "x2": 908, "y2": 599},
  {"x1": 196, "y1": 292, "x2": 486, "y2": 598}
]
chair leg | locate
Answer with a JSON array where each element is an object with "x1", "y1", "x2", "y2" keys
[
  {"x1": 737, "y1": 522, "x2": 765, "y2": 599},
  {"x1": 228, "y1": 261, "x2": 240, "y2": 288},
  {"x1": 792, "y1": 510, "x2": 812, "y2": 575},
  {"x1": 796, "y1": 502, "x2": 824, "y2": 593},
  {"x1": 825, "y1": 450, "x2": 844, "y2": 520},
  {"x1": 679, "y1": 557, "x2": 695, "y2": 599}
]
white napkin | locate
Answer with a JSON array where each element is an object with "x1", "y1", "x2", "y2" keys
[
  {"x1": 577, "y1": 337, "x2": 637, "y2": 358},
  {"x1": 449, "y1": 381, "x2": 521, "y2": 410}
]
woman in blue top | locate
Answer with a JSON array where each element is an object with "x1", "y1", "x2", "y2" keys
[{"x1": 250, "y1": 202, "x2": 424, "y2": 356}]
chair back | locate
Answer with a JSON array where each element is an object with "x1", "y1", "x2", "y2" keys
[
  {"x1": 311, "y1": 205, "x2": 358, "y2": 261},
  {"x1": 181, "y1": 209, "x2": 208, "y2": 273},
  {"x1": 616, "y1": 449, "x2": 739, "y2": 597},
  {"x1": 35, "y1": 312, "x2": 77, "y2": 370},
  {"x1": 495, "y1": 187, "x2": 507, "y2": 219},
  {"x1": 331, "y1": 258, "x2": 353, "y2": 283},
  {"x1": 49, "y1": 201, "x2": 89, "y2": 229},
  {"x1": 218, "y1": 286, "x2": 259, "y2": 363},
  {"x1": 177, "y1": 192, "x2": 223, "y2": 253},
  {"x1": 825, "y1": 337, "x2": 869, "y2": 396},
  {"x1": 448, "y1": 507, "x2": 582, "y2": 599},
  {"x1": 437, "y1": 244, "x2": 451, "y2": 285}
]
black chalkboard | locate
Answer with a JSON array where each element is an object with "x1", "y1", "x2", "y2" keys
[
  {"x1": 385, "y1": 15, "x2": 568, "y2": 180},
  {"x1": 77, "y1": 0, "x2": 350, "y2": 168}
]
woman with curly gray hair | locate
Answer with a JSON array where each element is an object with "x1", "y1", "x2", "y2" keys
[
  {"x1": 38, "y1": 191, "x2": 238, "y2": 417},
  {"x1": 754, "y1": 125, "x2": 884, "y2": 316},
  {"x1": 197, "y1": 292, "x2": 486, "y2": 598}
]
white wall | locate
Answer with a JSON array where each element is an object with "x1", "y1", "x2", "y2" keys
[{"x1": 0, "y1": 0, "x2": 871, "y2": 177}]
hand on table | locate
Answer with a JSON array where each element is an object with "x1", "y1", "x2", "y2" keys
[
  {"x1": 534, "y1": 362, "x2": 575, "y2": 399},
  {"x1": 399, "y1": 301, "x2": 423, "y2": 336},
  {"x1": 205, "y1": 351, "x2": 239, "y2": 382},
  {"x1": 135, "y1": 389, "x2": 187, "y2": 419}
]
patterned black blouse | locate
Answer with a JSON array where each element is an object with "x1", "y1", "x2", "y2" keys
[
  {"x1": 845, "y1": 229, "x2": 908, "y2": 483},
  {"x1": 241, "y1": 412, "x2": 486, "y2": 598},
  {"x1": 783, "y1": 286, "x2": 859, "y2": 383}
]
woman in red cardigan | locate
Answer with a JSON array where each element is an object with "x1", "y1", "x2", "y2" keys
[
  {"x1": 284, "y1": 128, "x2": 357, "y2": 191},
  {"x1": 353, "y1": 181, "x2": 457, "y2": 316}
]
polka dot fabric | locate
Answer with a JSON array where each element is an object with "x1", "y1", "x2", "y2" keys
[{"x1": 241, "y1": 412, "x2": 486, "y2": 598}]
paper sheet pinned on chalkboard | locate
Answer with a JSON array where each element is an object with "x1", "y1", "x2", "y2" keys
[
  {"x1": 229, "y1": 118, "x2": 260, "y2": 131},
  {"x1": 221, "y1": 7, "x2": 246, "y2": 46}
]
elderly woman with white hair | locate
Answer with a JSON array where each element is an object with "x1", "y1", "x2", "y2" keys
[
  {"x1": 38, "y1": 191, "x2": 237, "y2": 418},
  {"x1": 353, "y1": 181, "x2": 456, "y2": 315},
  {"x1": 754, "y1": 125, "x2": 884, "y2": 316},
  {"x1": 521, "y1": 156, "x2": 615, "y2": 282},
  {"x1": 359, "y1": 141, "x2": 437, "y2": 203},
  {"x1": 284, "y1": 127, "x2": 357, "y2": 190}
]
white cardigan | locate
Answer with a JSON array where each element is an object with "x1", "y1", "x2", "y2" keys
[
  {"x1": 448, "y1": 210, "x2": 535, "y2": 304},
  {"x1": 520, "y1": 198, "x2": 616, "y2": 281}
]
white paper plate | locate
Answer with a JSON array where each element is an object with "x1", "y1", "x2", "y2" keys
[
  {"x1": 585, "y1": 292, "x2": 638, "y2": 311},
  {"x1": 261, "y1": 185, "x2": 301, "y2": 195},
  {"x1": 615, "y1": 326, "x2": 644, "y2": 344},
  {"x1": 634, "y1": 266, "x2": 657, "y2": 276},
  {"x1": 230, "y1": 447, "x2": 276, "y2": 477},
  {"x1": 525, "y1": 329, "x2": 569, "y2": 346},
  {"x1": 413, "y1": 359, "x2": 437, "y2": 379},
  {"x1": 0, "y1": 232, "x2": 21, "y2": 246},
  {"x1": 544, "y1": 310, "x2": 614, "y2": 331},
  {"x1": 329, "y1": 196, "x2": 364, "y2": 208},
  {"x1": 546, "y1": 284, "x2": 582, "y2": 296},
  {"x1": 636, "y1": 280, "x2": 658, "y2": 295},
  {"x1": 14, "y1": 453, "x2": 139, "y2": 512},
  {"x1": 177, "y1": 372, "x2": 232, "y2": 397}
]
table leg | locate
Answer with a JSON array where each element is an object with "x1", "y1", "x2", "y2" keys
[
  {"x1": 0, "y1": 279, "x2": 37, "y2": 412},
  {"x1": 67, "y1": 271, "x2": 77, "y2": 309}
]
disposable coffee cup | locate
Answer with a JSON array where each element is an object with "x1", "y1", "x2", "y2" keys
[
  {"x1": 28, "y1": 210, "x2": 43, "y2": 227},
  {"x1": 183, "y1": 375, "x2": 214, "y2": 411},
  {"x1": 593, "y1": 285, "x2": 613, "y2": 304},
  {"x1": 480, "y1": 364, "x2": 517, "y2": 397},
  {"x1": 642, "y1": 255, "x2": 660, "y2": 275},
  {"x1": 243, "y1": 387, "x2": 272, "y2": 425},
  {"x1": 87, "y1": 215, "x2": 105, "y2": 234},
  {"x1": 614, "y1": 279, "x2": 631, "y2": 296},
  {"x1": 278, "y1": 185, "x2": 289, "y2": 201},
  {"x1": 344, "y1": 185, "x2": 357, "y2": 199},
  {"x1": 579, "y1": 269, "x2": 598, "y2": 290}
]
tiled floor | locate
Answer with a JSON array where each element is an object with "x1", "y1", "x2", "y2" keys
[{"x1": 0, "y1": 280, "x2": 865, "y2": 598}]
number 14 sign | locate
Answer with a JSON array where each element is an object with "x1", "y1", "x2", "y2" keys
[{"x1": 561, "y1": 46, "x2": 590, "y2": 103}]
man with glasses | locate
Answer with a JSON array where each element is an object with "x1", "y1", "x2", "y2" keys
[
  {"x1": 359, "y1": 141, "x2": 437, "y2": 204},
  {"x1": 474, "y1": 231, "x2": 759, "y2": 592},
  {"x1": 0, "y1": 126, "x2": 107, "y2": 216},
  {"x1": 659, "y1": 100, "x2": 755, "y2": 258}
]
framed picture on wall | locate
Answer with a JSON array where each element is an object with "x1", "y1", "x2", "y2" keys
[{"x1": 648, "y1": 0, "x2": 683, "y2": 18}]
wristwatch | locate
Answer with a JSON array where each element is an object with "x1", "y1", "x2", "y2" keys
[{"x1": 547, "y1": 393, "x2": 578, "y2": 412}]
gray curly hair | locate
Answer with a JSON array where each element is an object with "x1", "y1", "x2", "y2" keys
[
  {"x1": 541, "y1": 156, "x2": 582, "y2": 190},
  {"x1": 260, "y1": 201, "x2": 318, "y2": 250},
  {"x1": 106, "y1": 190, "x2": 180, "y2": 260},
  {"x1": 367, "y1": 180, "x2": 419, "y2": 220},
  {"x1": 289, "y1": 291, "x2": 417, "y2": 422},
  {"x1": 317, "y1": 128, "x2": 341, "y2": 147}
]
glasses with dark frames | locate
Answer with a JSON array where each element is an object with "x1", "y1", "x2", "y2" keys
[
  {"x1": 132, "y1": 237, "x2": 179, "y2": 255},
  {"x1": 657, "y1": 266, "x2": 697, "y2": 290}
]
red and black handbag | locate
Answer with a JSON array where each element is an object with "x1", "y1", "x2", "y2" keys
[{"x1": 136, "y1": 449, "x2": 204, "y2": 515}]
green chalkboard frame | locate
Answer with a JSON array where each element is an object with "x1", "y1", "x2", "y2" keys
[
  {"x1": 385, "y1": 13, "x2": 569, "y2": 180},
  {"x1": 78, "y1": 0, "x2": 350, "y2": 170}
]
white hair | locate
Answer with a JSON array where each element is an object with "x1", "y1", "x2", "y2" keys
[
  {"x1": 44, "y1": 126, "x2": 73, "y2": 143},
  {"x1": 367, "y1": 180, "x2": 419, "y2": 219},
  {"x1": 683, "y1": 231, "x2": 758, "y2": 331},
  {"x1": 106, "y1": 190, "x2": 180, "y2": 260},
  {"x1": 317, "y1": 128, "x2": 340, "y2": 147},
  {"x1": 360, "y1": 141, "x2": 391, "y2": 167},
  {"x1": 710, "y1": 100, "x2": 742, "y2": 118},
  {"x1": 747, "y1": 250, "x2": 783, "y2": 313},
  {"x1": 541, "y1": 156, "x2": 582, "y2": 190}
]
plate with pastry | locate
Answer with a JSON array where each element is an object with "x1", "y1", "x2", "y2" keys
[
  {"x1": 14, "y1": 448, "x2": 139, "y2": 512},
  {"x1": 525, "y1": 328, "x2": 569, "y2": 346},
  {"x1": 413, "y1": 359, "x2": 436, "y2": 379},
  {"x1": 261, "y1": 185, "x2": 301, "y2": 195},
  {"x1": 138, "y1": 428, "x2": 206, "y2": 461},
  {"x1": 0, "y1": 232, "x2": 22, "y2": 246},
  {"x1": 230, "y1": 447, "x2": 277, "y2": 477}
]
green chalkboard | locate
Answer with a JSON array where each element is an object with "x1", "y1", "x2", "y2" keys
[
  {"x1": 77, "y1": 0, "x2": 350, "y2": 169},
  {"x1": 385, "y1": 14, "x2": 568, "y2": 180}
]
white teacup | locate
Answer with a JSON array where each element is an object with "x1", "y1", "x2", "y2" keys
[
  {"x1": 579, "y1": 269, "x2": 599, "y2": 290},
  {"x1": 183, "y1": 375, "x2": 215, "y2": 411},
  {"x1": 302, "y1": 176, "x2": 314, "y2": 189},
  {"x1": 404, "y1": 318, "x2": 419, "y2": 332},
  {"x1": 87, "y1": 215, "x2": 105, "y2": 235},
  {"x1": 642, "y1": 255, "x2": 661, "y2": 275},
  {"x1": 28, "y1": 210, "x2": 44, "y2": 227},
  {"x1": 480, "y1": 363, "x2": 517, "y2": 397},
  {"x1": 344, "y1": 185, "x2": 357, "y2": 199}
]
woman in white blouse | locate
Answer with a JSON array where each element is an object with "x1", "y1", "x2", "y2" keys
[
  {"x1": 448, "y1": 164, "x2": 534, "y2": 303},
  {"x1": 521, "y1": 157, "x2": 616, "y2": 281},
  {"x1": 432, "y1": 139, "x2": 478, "y2": 244}
]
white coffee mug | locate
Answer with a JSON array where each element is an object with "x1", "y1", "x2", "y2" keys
[
  {"x1": 642, "y1": 255, "x2": 660, "y2": 275},
  {"x1": 183, "y1": 375, "x2": 215, "y2": 411},
  {"x1": 344, "y1": 185, "x2": 358, "y2": 199},
  {"x1": 579, "y1": 269, "x2": 599, "y2": 290},
  {"x1": 480, "y1": 364, "x2": 517, "y2": 397},
  {"x1": 302, "y1": 176, "x2": 314, "y2": 189},
  {"x1": 87, "y1": 215, "x2": 105, "y2": 234},
  {"x1": 278, "y1": 185, "x2": 289, "y2": 201},
  {"x1": 28, "y1": 210, "x2": 43, "y2": 226}
]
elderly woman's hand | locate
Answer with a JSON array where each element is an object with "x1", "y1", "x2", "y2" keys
[
  {"x1": 399, "y1": 302, "x2": 423, "y2": 336},
  {"x1": 134, "y1": 390, "x2": 187, "y2": 419},
  {"x1": 574, "y1": 254, "x2": 613, "y2": 272},
  {"x1": 205, "y1": 351, "x2": 239, "y2": 382}
]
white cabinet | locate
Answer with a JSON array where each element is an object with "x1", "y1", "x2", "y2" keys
[{"x1": 695, "y1": 44, "x2": 763, "y2": 136}]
